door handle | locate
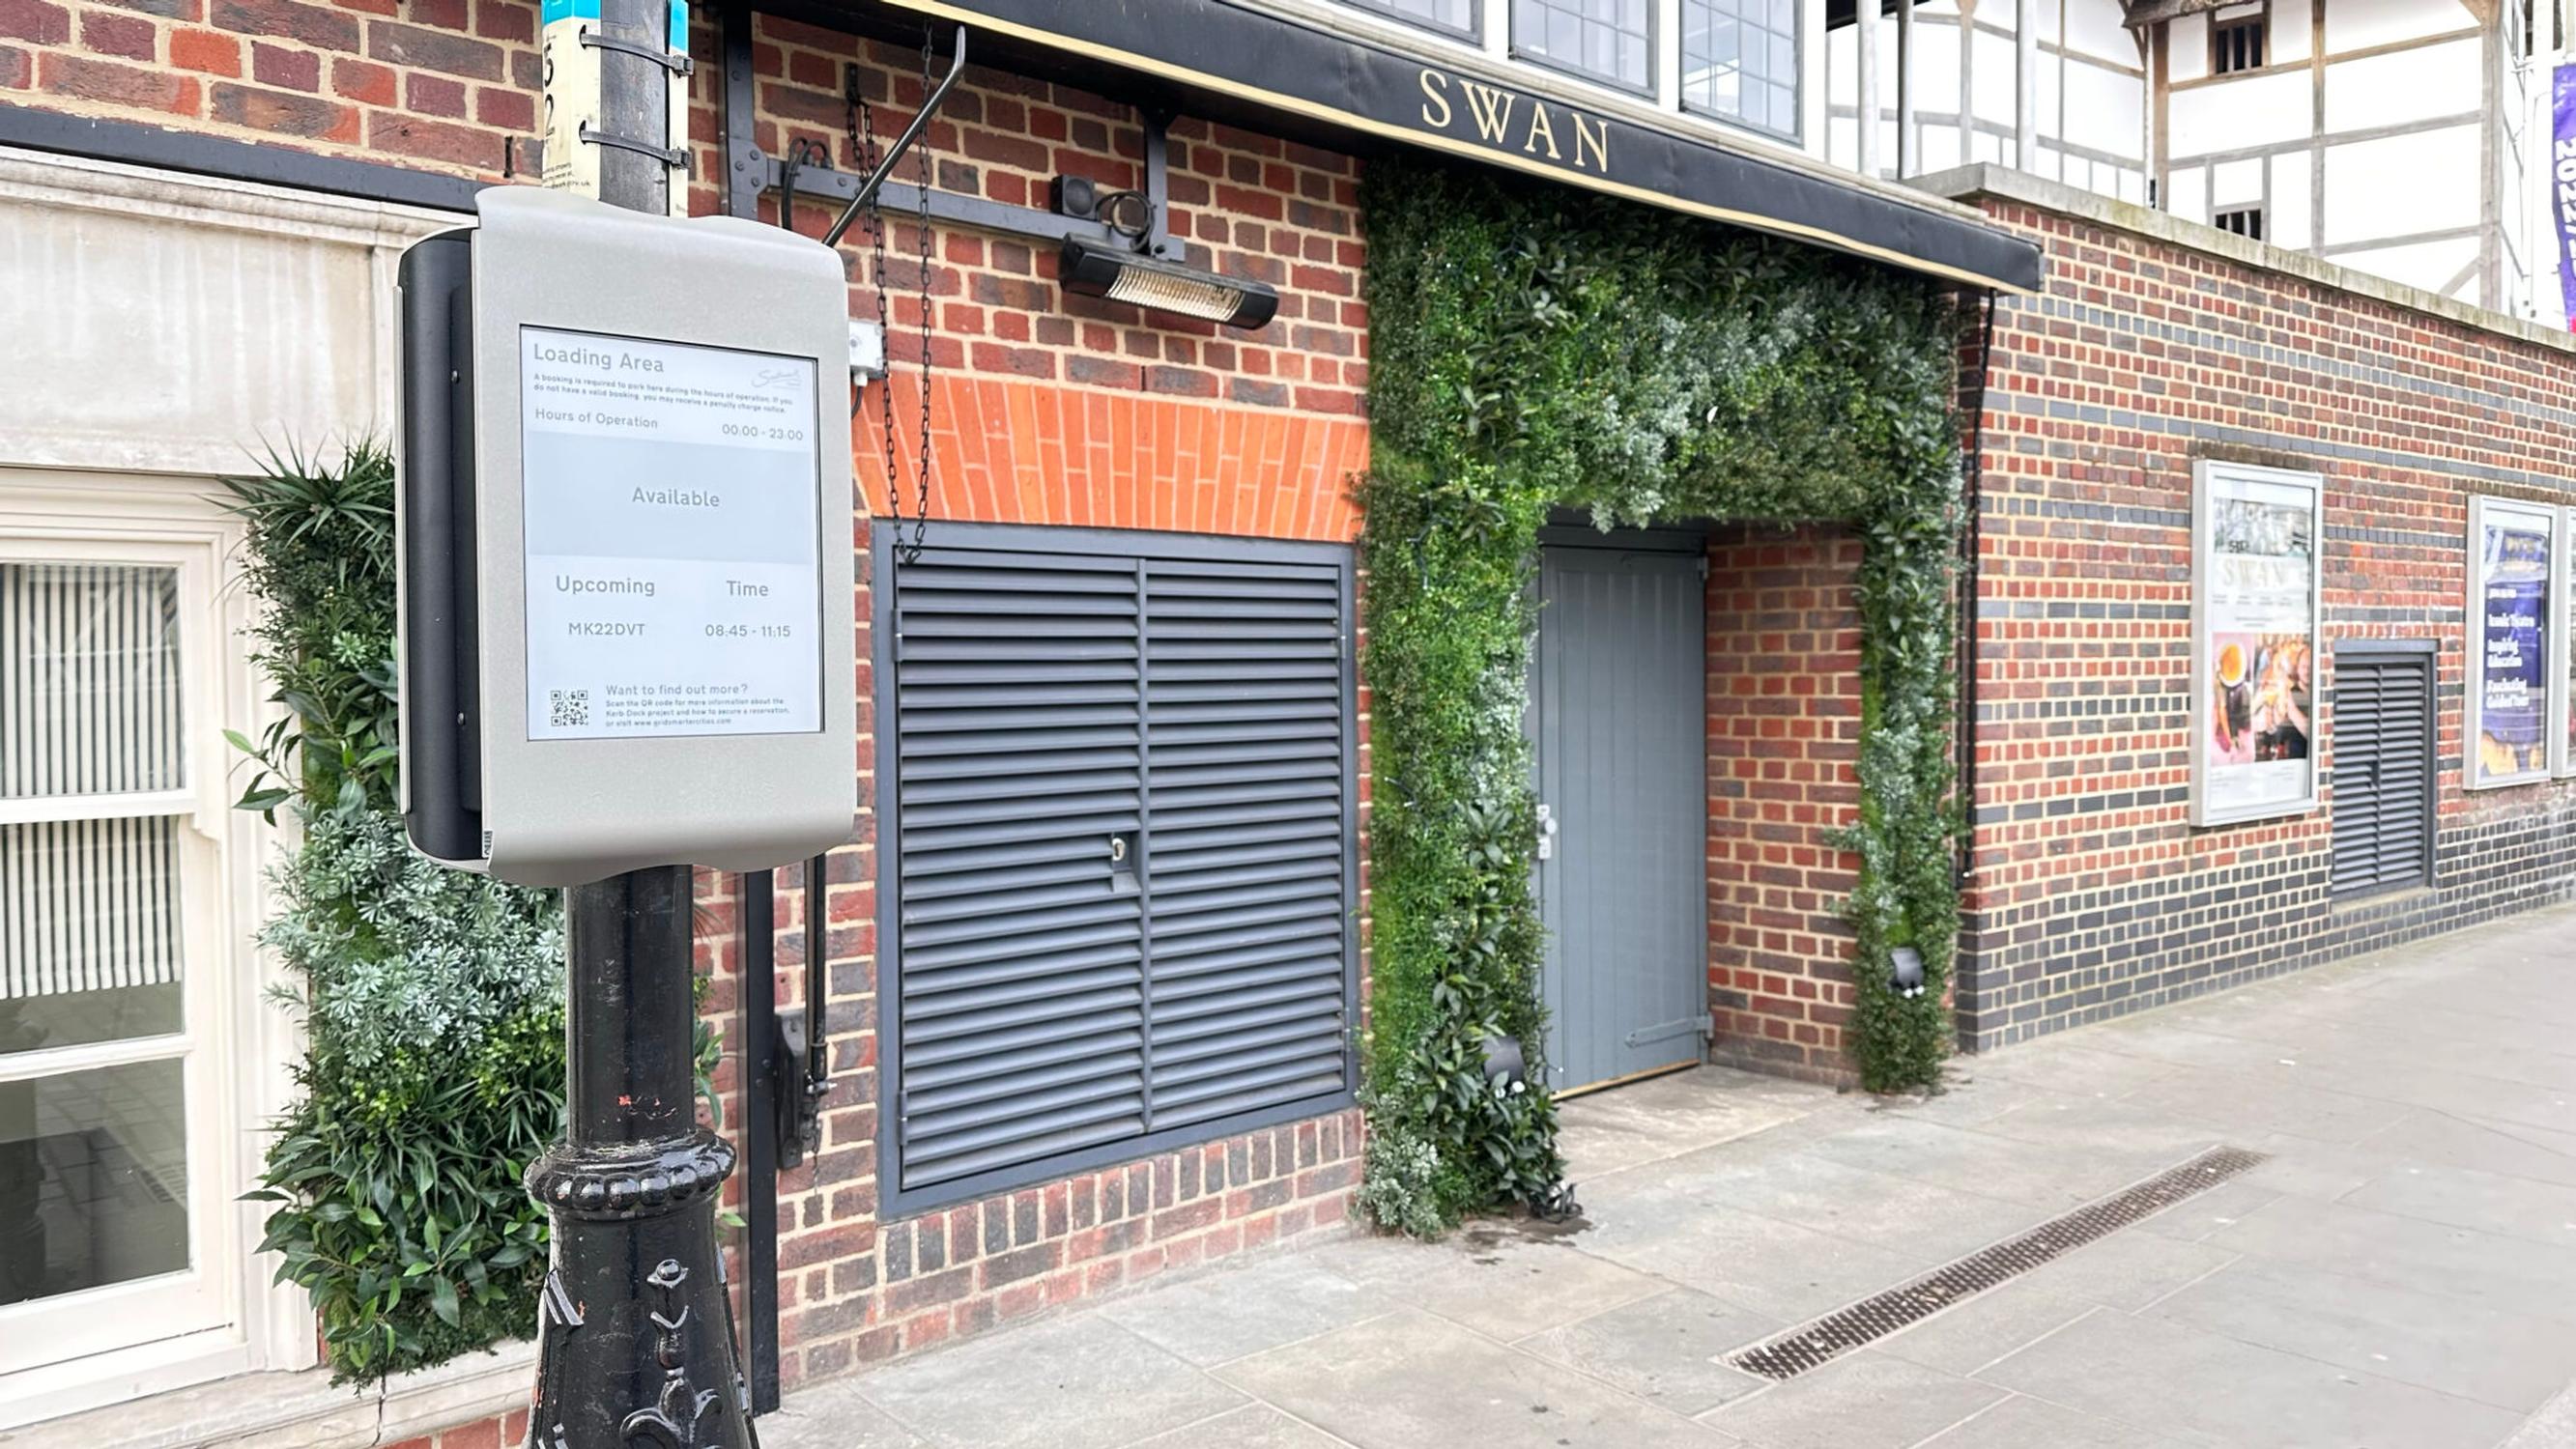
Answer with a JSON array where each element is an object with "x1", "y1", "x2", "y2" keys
[{"x1": 1536, "y1": 803, "x2": 1558, "y2": 862}]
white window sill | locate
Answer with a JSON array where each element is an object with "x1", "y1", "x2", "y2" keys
[{"x1": 5, "y1": 1340, "x2": 534, "y2": 1449}]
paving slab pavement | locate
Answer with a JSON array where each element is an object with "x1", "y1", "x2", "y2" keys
[{"x1": 758, "y1": 901, "x2": 2576, "y2": 1449}]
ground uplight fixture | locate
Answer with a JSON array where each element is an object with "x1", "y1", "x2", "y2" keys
[
  {"x1": 1479, "y1": 1033, "x2": 1527, "y2": 1087},
  {"x1": 1891, "y1": 946, "x2": 1927, "y2": 1000},
  {"x1": 1058, "y1": 237, "x2": 1279, "y2": 329}
]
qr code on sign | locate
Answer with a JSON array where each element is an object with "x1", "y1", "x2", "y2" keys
[{"x1": 549, "y1": 689, "x2": 590, "y2": 728}]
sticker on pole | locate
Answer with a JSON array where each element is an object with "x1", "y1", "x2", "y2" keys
[
  {"x1": 539, "y1": 0, "x2": 689, "y2": 212},
  {"x1": 519, "y1": 325, "x2": 822, "y2": 740}
]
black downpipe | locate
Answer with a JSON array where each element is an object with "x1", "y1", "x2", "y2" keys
[
  {"x1": 739, "y1": 871, "x2": 781, "y2": 1414},
  {"x1": 802, "y1": 854, "x2": 832, "y2": 1148},
  {"x1": 1956, "y1": 287, "x2": 2000, "y2": 1029}
]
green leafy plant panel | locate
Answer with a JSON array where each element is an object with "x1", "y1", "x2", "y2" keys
[
  {"x1": 225, "y1": 441, "x2": 567, "y2": 1382},
  {"x1": 1359, "y1": 160, "x2": 1966, "y2": 1233}
]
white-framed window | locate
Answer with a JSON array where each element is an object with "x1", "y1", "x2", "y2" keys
[
  {"x1": 1513, "y1": 0, "x2": 1657, "y2": 93},
  {"x1": 0, "y1": 478, "x2": 298, "y2": 1428},
  {"x1": 1339, "y1": 0, "x2": 1483, "y2": 40},
  {"x1": 1682, "y1": 0, "x2": 1801, "y2": 140}
]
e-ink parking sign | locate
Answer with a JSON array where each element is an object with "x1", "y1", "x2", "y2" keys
[
  {"x1": 519, "y1": 328, "x2": 823, "y2": 741},
  {"x1": 397, "y1": 186, "x2": 856, "y2": 886}
]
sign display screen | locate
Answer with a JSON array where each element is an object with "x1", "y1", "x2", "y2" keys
[
  {"x1": 519, "y1": 326, "x2": 822, "y2": 740},
  {"x1": 2191, "y1": 463, "x2": 2322, "y2": 826}
]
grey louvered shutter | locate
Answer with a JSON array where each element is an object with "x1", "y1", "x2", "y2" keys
[
  {"x1": 2330, "y1": 649, "x2": 2435, "y2": 895},
  {"x1": 886, "y1": 530, "x2": 1355, "y2": 1206},
  {"x1": 1142, "y1": 560, "x2": 1352, "y2": 1129},
  {"x1": 891, "y1": 546, "x2": 1150, "y2": 1191}
]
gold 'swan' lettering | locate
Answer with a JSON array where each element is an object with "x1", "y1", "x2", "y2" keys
[
  {"x1": 1458, "y1": 80, "x2": 1518, "y2": 143},
  {"x1": 1418, "y1": 68, "x2": 1452, "y2": 128},
  {"x1": 1414, "y1": 66, "x2": 1609, "y2": 173},
  {"x1": 1571, "y1": 111, "x2": 1609, "y2": 171}
]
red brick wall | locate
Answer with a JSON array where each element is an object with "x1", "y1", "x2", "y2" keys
[
  {"x1": 753, "y1": 25, "x2": 1365, "y2": 417},
  {"x1": 1958, "y1": 194, "x2": 2576, "y2": 1047},
  {"x1": 0, "y1": 0, "x2": 547, "y2": 173},
  {"x1": 385, "y1": 1408, "x2": 525, "y2": 1449},
  {"x1": 1703, "y1": 525, "x2": 1867, "y2": 1084},
  {"x1": 726, "y1": 22, "x2": 1373, "y2": 1401}
]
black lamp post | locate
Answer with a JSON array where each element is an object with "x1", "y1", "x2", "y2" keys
[
  {"x1": 520, "y1": 3, "x2": 751, "y2": 1444},
  {"x1": 525, "y1": 866, "x2": 749, "y2": 1448}
]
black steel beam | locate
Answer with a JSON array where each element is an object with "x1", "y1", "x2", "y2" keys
[
  {"x1": 1141, "y1": 106, "x2": 1175, "y2": 262},
  {"x1": 723, "y1": 2, "x2": 764, "y2": 220},
  {"x1": 750, "y1": 154, "x2": 1124, "y2": 248}
]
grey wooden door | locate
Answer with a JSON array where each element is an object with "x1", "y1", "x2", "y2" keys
[{"x1": 1531, "y1": 541, "x2": 1709, "y2": 1093}]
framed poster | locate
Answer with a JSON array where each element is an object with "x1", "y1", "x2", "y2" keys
[
  {"x1": 2190, "y1": 461, "x2": 2324, "y2": 827},
  {"x1": 2466, "y1": 497, "x2": 2558, "y2": 790},
  {"x1": 2563, "y1": 504, "x2": 2576, "y2": 780}
]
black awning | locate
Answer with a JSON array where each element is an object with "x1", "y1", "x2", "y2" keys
[{"x1": 818, "y1": 0, "x2": 2042, "y2": 293}]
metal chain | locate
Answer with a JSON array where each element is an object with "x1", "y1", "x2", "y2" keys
[
  {"x1": 850, "y1": 71, "x2": 897, "y2": 526},
  {"x1": 847, "y1": 34, "x2": 938, "y2": 567},
  {"x1": 905, "y1": 25, "x2": 934, "y2": 567}
]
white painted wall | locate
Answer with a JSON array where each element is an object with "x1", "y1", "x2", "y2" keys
[
  {"x1": 2271, "y1": 148, "x2": 2315, "y2": 246},
  {"x1": 2321, "y1": 35, "x2": 2479, "y2": 130},
  {"x1": 2152, "y1": 0, "x2": 2527, "y2": 315},
  {"x1": 2320, "y1": 123, "x2": 2483, "y2": 243},
  {"x1": 2330, "y1": 233, "x2": 2486, "y2": 293},
  {"x1": 2170, "y1": 13, "x2": 2210, "y2": 78},
  {"x1": 1824, "y1": 0, "x2": 2145, "y2": 195},
  {"x1": 2323, "y1": 0, "x2": 2476, "y2": 53},
  {"x1": 2168, "y1": 70, "x2": 2313, "y2": 156},
  {"x1": 2272, "y1": 0, "x2": 2313, "y2": 62},
  {"x1": 0, "y1": 155, "x2": 441, "y2": 477}
]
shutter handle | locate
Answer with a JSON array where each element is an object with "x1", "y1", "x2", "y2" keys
[{"x1": 1107, "y1": 831, "x2": 1139, "y2": 895}]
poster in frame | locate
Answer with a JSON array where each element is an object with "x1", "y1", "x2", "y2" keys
[
  {"x1": 2464, "y1": 496, "x2": 2559, "y2": 791},
  {"x1": 2190, "y1": 460, "x2": 2324, "y2": 828},
  {"x1": 2561, "y1": 504, "x2": 2575, "y2": 780}
]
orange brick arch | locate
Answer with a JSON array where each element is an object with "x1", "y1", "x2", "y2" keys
[{"x1": 852, "y1": 375, "x2": 1367, "y2": 544}]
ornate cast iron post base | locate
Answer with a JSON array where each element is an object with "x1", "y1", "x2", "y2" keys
[{"x1": 526, "y1": 866, "x2": 752, "y2": 1449}]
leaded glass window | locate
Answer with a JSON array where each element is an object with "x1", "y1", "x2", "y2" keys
[
  {"x1": 1514, "y1": 0, "x2": 1654, "y2": 91},
  {"x1": 1340, "y1": 0, "x2": 1479, "y2": 38},
  {"x1": 1683, "y1": 0, "x2": 1802, "y2": 139}
]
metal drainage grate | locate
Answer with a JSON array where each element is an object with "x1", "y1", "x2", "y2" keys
[{"x1": 1729, "y1": 1144, "x2": 2268, "y2": 1380}]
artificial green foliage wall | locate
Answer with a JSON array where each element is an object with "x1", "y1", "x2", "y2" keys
[
  {"x1": 224, "y1": 443, "x2": 567, "y2": 1381},
  {"x1": 1358, "y1": 161, "x2": 1966, "y2": 1231}
]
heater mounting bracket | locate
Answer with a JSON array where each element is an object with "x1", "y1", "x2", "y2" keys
[
  {"x1": 1139, "y1": 105, "x2": 1176, "y2": 261},
  {"x1": 730, "y1": 48, "x2": 1178, "y2": 257}
]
